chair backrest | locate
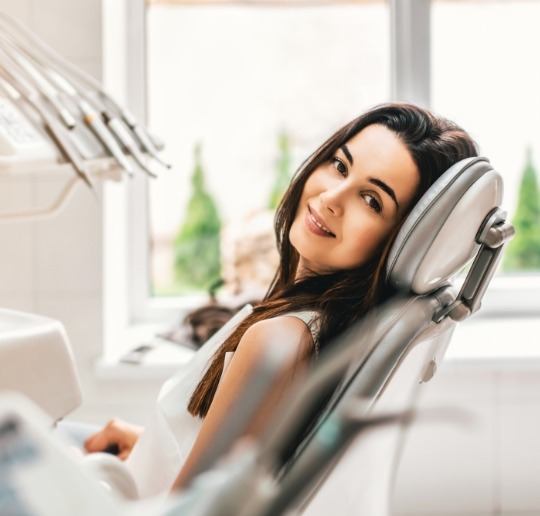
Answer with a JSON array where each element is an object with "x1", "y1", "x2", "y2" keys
[{"x1": 294, "y1": 294, "x2": 457, "y2": 516}]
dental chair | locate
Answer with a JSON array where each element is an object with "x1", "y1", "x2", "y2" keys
[
  {"x1": 172, "y1": 155, "x2": 514, "y2": 516},
  {"x1": 256, "y1": 155, "x2": 513, "y2": 516},
  {"x1": 0, "y1": 155, "x2": 514, "y2": 516}
]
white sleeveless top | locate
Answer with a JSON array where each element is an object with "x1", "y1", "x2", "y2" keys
[
  {"x1": 124, "y1": 304, "x2": 321, "y2": 500},
  {"x1": 222, "y1": 309, "x2": 320, "y2": 373}
]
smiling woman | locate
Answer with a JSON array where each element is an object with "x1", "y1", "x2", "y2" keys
[
  {"x1": 86, "y1": 102, "x2": 479, "y2": 497},
  {"x1": 290, "y1": 124, "x2": 421, "y2": 277},
  {"x1": 184, "y1": 103, "x2": 479, "y2": 421},
  {"x1": 173, "y1": 102, "x2": 479, "y2": 484}
]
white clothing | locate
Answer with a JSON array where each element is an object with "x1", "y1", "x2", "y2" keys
[{"x1": 123, "y1": 305, "x2": 320, "y2": 499}]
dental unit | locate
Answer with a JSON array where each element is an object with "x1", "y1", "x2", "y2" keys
[
  {"x1": 0, "y1": 12, "x2": 171, "y2": 170},
  {"x1": 0, "y1": 12, "x2": 169, "y2": 219}
]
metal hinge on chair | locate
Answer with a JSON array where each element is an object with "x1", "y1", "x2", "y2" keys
[{"x1": 433, "y1": 208, "x2": 515, "y2": 323}]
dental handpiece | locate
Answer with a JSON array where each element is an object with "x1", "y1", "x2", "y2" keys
[
  {"x1": 105, "y1": 115, "x2": 158, "y2": 178},
  {"x1": 38, "y1": 64, "x2": 142, "y2": 178},
  {"x1": 0, "y1": 70, "x2": 96, "y2": 194},
  {"x1": 43, "y1": 69, "x2": 150, "y2": 177},
  {"x1": 40, "y1": 106, "x2": 96, "y2": 193},
  {"x1": 79, "y1": 100, "x2": 134, "y2": 177},
  {"x1": 12, "y1": 50, "x2": 76, "y2": 130},
  {"x1": 0, "y1": 35, "x2": 76, "y2": 130},
  {"x1": 120, "y1": 108, "x2": 171, "y2": 169}
]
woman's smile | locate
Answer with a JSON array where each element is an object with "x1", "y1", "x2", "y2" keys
[{"x1": 305, "y1": 205, "x2": 336, "y2": 238}]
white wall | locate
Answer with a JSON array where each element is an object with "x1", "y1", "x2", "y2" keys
[
  {"x1": 394, "y1": 360, "x2": 540, "y2": 516},
  {"x1": 0, "y1": 0, "x2": 104, "y2": 372},
  {"x1": 0, "y1": 2, "x2": 539, "y2": 515},
  {"x1": 0, "y1": 0, "x2": 161, "y2": 427}
]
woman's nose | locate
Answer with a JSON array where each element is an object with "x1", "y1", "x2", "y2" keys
[{"x1": 320, "y1": 188, "x2": 344, "y2": 217}]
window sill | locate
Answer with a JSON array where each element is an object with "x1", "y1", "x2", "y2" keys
[
  {"x1": 96, "y1": 321, "x2": 196, "y2": 380},
  {"x1": 96, "y1": 314, "x2": 540, "y2": 381},
  {"x1": 444, "y1": 314, "x2": 540, "y2": 367}
]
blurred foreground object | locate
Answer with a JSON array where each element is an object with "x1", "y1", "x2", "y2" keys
[{"x1": 0, "y1": 308, "x2": 81, "y2": 421}]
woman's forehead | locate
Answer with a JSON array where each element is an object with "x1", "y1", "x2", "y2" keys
[{"x1": 342, "y1": 124, "x2": 420, "y2": 206}]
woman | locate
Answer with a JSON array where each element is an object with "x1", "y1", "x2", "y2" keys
[{"x1": 84, "y1": 101, "x2": 479, "y2": 494}]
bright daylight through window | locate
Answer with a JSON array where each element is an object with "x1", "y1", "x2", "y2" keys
[
  {"x1": 146, "y1": 1, "x2": 390, "y2": 300},
  {"x1": 431, "y1": 0, "x2": 540, "y2": 281},
  {"x1": 145, "y1": 0, "x2": 539, "y2": 308}
]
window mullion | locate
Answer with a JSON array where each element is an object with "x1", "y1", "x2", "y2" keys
[
  {"x1": 126, "y1": 0, "x2": 151, "y2": 324},
  {"x1": 390, "y1": 0, "x2": 431, "y2": 107}
]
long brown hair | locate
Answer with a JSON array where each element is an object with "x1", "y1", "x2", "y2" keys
[{"x1": 188, "y1": 101, "x2": 479, "y2": 417}]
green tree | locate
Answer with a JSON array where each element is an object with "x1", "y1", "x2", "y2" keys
[
  {"x1": 268, "y1": 130, "x2": 293, "y2": 210},
  {"x1": 173, "y1": 143, "x2": 221, "y2": 291},
  {"x1": 502, "y1": 145, "x2": 540, "y2": 271}
]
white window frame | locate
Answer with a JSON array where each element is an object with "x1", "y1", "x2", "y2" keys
[{"x1": 122, "y1": 0, "x2": 540, "y2": 326}]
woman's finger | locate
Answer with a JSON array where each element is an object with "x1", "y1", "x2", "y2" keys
[
  {"x1": 84, "y1": 431, "x2": 108, "y2": 452},
  {"x1": 84, "y1": 425, "x2": 118, "y2": 452},
  {"x1": 118, "y1": 449, "x2": 130, "y2": 461}
]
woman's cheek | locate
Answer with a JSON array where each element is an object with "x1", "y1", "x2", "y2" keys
[{"x1": 348, "y1": 224, "x2": 381, "y2": 259}]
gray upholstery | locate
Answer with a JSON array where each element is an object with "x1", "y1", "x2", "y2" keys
[
  {"x1": 387, "y1": 157, "x2": 503, "y2": 294},
  {"x1": 292, "y1": 290, "x2": 456, "y2": 516}
]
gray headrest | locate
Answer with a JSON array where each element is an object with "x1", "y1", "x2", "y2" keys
[{"x1": 386, "y1": 156, "x2": 503, "y2": 294}]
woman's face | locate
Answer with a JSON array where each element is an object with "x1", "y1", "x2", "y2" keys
[{"x1": 289, "y1": 123, "x2": 421, "y2": 279}]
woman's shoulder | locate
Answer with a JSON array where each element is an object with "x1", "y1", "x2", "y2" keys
[
  {"x1": 240, "y1": 313, "x2": 317, "y2": 359},
  {"x1": 244, "y1": 314, "x2": 312, "y2": 340}
]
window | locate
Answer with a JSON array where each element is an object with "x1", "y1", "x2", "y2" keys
[
  {"x1": 144, "y1": 0, "x2": 390, "y2": 313},
  {"x1": 431, "y1": 0, "x2": 540, "y2": 313},
  {"x1": 122, "y1": 0, "x2": 538, "y2": 326}
]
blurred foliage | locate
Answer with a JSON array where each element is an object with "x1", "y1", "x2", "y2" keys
[
  {"x1": 268, "y1": 130, "x2": 293, "y2": 210},
  {"x1": 173, "y1": 143, "x2": 222, "y2": 291},
  {"x1": 502, "y1": 145, "x2": 540, "y2": 271}
]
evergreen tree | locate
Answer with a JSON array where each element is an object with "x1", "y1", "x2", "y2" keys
[
  {"x1": 502, "y1": 145, "x2": 540, "y2": 271},
  {"x1": 268, "y1": 130, "x2": 293, "y2": 210},
  {"x1": 173, "y1": 143, "x2": 222, "y2": 291}
]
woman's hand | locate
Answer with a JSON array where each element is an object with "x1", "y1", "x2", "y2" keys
[{"x1": 84, "y1": 418, "x2": 144, "y2": 461}]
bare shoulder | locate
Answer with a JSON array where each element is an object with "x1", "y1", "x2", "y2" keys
[{"x1": 238, "y1": 315, "x2": 314, "y2": 362}]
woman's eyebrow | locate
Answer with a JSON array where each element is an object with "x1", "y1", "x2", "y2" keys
[
  {"x1": 368, "y1": 177, "x2": 400, "y2": 211},
  {"x1": 340, "y1": 144, "x2": 354, "y2": 165}
]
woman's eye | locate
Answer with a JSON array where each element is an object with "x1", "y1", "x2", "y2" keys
[
  {"x1": 362, "y1": 193, "x2": 382, "y2": 214},
  {"x1": 332, "y1": 157, "x2": 347, "y2": 176}
]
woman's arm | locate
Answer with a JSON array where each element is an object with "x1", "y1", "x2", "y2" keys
[{"x1": 171, "y1": 315, "x2": 314, "y2": 491}]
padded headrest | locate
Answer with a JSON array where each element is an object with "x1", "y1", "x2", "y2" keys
[{"x1": 386, "y1": 156, "x2": 503, "y2": 294}]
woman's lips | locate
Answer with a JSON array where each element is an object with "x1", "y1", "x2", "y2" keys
[{"x1": 305, "y1": 207, "x2": 335, "y2": 238}]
